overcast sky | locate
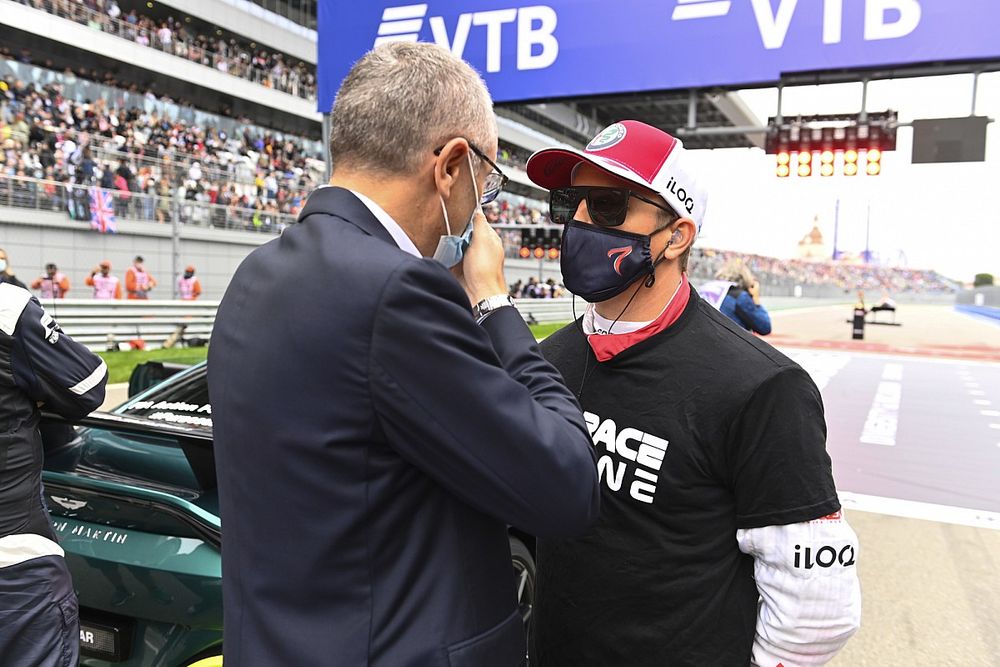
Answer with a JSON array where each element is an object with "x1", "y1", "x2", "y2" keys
[{"x1": 685, "y1": 72, "x2": 1000, "y2": 283}]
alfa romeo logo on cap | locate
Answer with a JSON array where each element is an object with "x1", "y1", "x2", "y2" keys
[{"x1": 587, "y1": 123, "x2": 627, "y2": 152}]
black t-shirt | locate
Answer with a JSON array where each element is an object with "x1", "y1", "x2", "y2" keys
[{"x1": 532, "y1": 286, "x2": 839, "y2": 667}]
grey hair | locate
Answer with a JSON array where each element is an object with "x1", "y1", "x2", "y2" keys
[{"x1": 328, "y1": 42, "x2": 496, "y2": 175}]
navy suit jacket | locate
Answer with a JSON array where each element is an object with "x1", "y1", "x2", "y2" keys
[{"x1": 208, "y1": 187, "x2": 599, "y2": 666}]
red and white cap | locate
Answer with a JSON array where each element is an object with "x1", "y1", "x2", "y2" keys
[{"x1": 526, "y1": 120, "x2": 708, "y2": 231}]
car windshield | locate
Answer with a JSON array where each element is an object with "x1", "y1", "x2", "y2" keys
[{"x1": 118, "y1": 365, "x2": 213, "y2": 431}]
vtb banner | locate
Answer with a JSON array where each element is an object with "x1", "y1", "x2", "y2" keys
[{"x1": 317, "y1": 0, "x2": 1000, "y2": 111}]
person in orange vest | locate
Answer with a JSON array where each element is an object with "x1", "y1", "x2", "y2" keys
[
  {"x1": 85, "y1": 260, "x2": 122, "y2": 299},
  {"x1": 178, "y1": 265, "x2": 202, "y2": 300},
  {"x1": 31, "y1": 263, "x2": 71, "y2": 299},
  {"x1": 125, "y1": 255, "x2": 157, "y2": 299}
]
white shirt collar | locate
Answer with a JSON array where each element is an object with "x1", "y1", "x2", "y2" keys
[
  {"x1": 349, "y1": 190, "x2": 421, "y2": 258},
  {"x1": 583, "y1": 307, "x2": 654, "y2": 336},
  {"x1": 581, "y1": 277, "x2": 685, "y2": 336}
]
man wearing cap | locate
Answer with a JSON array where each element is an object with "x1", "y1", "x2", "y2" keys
[
  {"x1": 527, "y1": 121, "x2": 861, "y2": 666},
  {"x1": 85, "y1": 261, "x2": 122, "y2": 299},
  {"x1": 177, "y1": 265, "x2": 202, "y2": 300},
  {"x1": 31, "y1": 263, "x2": 71, "y2": 299}
]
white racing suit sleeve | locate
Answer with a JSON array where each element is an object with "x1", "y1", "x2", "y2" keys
[{"x1": 737, "y1": 510, "x2": 862, "y2": 666}]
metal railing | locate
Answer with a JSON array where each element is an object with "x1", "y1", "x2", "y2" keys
[
  {"x1": 12, "y1": 0, "x2": 317, "y2": 101},
  {"x1": 86, "y1": 142, "x2": 279, "y2": 188},
  {"x1": 44, "y1": 297, "x2": 576, "y2": 352},
  {"x1": 40, "y1": 298, "x2": 219, "y2": 351},
  {"x1": 0, "y1": 173, "x2": 296, "y2": 234}
]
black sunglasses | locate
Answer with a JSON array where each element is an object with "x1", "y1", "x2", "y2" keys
[
  {"x1": 549, "y1": 186, "x2": 676, "y2": 227},
  {"x1": 433, "y1": 140, "x2": 509, "y2": 205}
]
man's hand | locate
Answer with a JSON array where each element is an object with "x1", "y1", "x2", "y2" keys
[
  {"x1": 748, "y1": 280, "x2": 761, "y2": 304},
  {"x1": 455, "y1": 209, "x2": 507, "y2": 306}
]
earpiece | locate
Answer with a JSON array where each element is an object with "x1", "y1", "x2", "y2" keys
[{"x1": 669, "y1": 230, "x2": 682, "y2": 246}]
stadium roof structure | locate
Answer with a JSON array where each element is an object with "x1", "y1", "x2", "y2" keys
[{"x1": 500, "y1": 89, "x2": 765, "y2": 151}]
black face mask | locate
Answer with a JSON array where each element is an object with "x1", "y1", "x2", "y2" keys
[
  {"x1": 183, "y1": 271, "x2": 194, "y2": 279},
  {"x1": 559, "y1": 220, "x2": 670, "y2": 303}
]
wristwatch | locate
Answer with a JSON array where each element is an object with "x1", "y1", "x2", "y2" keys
[{"x1": 473, "y1": 294, "x2": 516, "y2": 322}]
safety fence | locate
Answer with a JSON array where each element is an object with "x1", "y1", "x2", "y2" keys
[
  {"x1": 0, "y1": 173, "x2": 295, "y2": 234},
  {"x1": 49, "y1": 297, "x2": 579, "y2": 351},
  {"x1": 45, "y1": 299, "x2": 218, "y2": 351}
]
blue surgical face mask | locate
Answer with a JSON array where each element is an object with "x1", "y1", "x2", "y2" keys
[
  {"x1": 433, "y1": 153, "x2": 479, "y2": 268},
  {"x1": 0, "y1": 260, "x2": 7, "y2": 273}
]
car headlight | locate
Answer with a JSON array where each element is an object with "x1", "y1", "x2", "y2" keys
[{"x1": 186, "y1": 657, "x2": 223, "y2": 667}]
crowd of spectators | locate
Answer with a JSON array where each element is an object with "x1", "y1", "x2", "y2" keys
[
  {"x1": 689, "y1": 247, "x2": 957, "y2": 294},
  {"x1": 509, "y1": 277, "x2": 564, "y2": 299},
  {"x1": 1, "y1": 70, "x2": 321, "y2": 231},
  {"x1": 15, "y1": 0, "x2": 317, "y2": 100},
  {"x1": 485, "y1": 198, "x2": 549, "y2": 226},
  {"x1": 0, "y1": 57, "x2": 962, "y2": 288}
]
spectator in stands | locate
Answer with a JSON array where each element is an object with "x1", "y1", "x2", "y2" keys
[
  {"x1": 715, "y1": 258, "x2": 772, "y2": 335},
  {"x1": 85, "y1": 260, "x2": 121, "y2": 299},
  {"x1": 31, "y1": 262, "x2": 71, "y2": 298},
  {"x1": 155, "y1": 177, "x2": 171, "y2": 223},
  {"x1": 125, "y1": 255, "x2": 156, "y2": 299},
  {"x1": 0, "y1": 248, "x2": 27, "y2": 289},
  {"x1": 178, "y1": 265, "x2": 201, "y2": 300}
]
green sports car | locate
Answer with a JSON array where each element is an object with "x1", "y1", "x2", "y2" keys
[{"x1": 43, "y1": 362, "x2": 536, "y2": 666}]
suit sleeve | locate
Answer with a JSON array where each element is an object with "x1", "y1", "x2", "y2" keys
[
  {"x1": 369, "y1": 260, "x2": 600, "y2": 538},
  {"x1": 10, "y1": 293, "x2": 108, "y2": 419}
]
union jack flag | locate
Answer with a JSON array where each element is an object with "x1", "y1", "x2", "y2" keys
[{"x1": 89, "y1": 187, "x2": 117, "y2": 234}]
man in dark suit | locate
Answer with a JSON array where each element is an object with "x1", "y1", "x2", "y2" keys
[{"x1": 208, "y1": 42, "x2": 600, "y2": 667}]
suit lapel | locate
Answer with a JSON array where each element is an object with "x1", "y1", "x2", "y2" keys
[{"x1": 298, "y1": 186, "x2": 397, "y2": 247}]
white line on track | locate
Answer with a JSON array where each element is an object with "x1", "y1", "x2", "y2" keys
[
  {"x1": 775, "y1": 345, "x2": 1000, "y2": 368},
  {"x1": 982, "y1": 410, "x2": 1000, "y2": 417},
  {"x1": 839, "y1": 492, "x2": 1000, "y2": 530},
  {"x1": 969, "y1": 390, "x2": 986, "y2": 396},
  {"x1": 975, "y1": 399, "x2": 992, "y2": 406}
]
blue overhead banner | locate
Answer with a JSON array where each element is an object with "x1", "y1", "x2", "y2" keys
[{"x1": 317, "y1": 0, "x2": 1000, "y2": 112}]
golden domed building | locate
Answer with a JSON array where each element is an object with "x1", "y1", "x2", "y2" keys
[{"x1": 797, "y1": 217, "x2": 827, "y2": 261}]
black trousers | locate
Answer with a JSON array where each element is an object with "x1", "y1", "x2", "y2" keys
[{"x1": 0, "y1": 555, "x2": 79, "y2": 667}]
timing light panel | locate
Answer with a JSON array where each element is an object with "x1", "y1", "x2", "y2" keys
[{"x1": 764, "y1": 112, "x2": 899, "y2": 154}]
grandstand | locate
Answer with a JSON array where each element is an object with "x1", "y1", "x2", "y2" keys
[{"x1": 0, "y1": 0, "x2": 978, "y2": 302}]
